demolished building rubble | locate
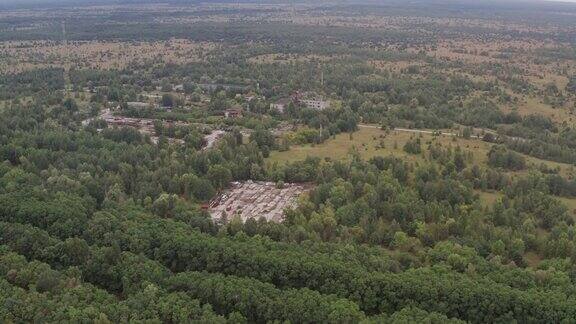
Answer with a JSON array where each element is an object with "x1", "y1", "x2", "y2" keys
[{"x1": 209, "y1": 180, "x2": 309, "y2": 223}]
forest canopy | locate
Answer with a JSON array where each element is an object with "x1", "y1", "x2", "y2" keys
[{"x1": 0, "y1": 0, "x2": 575, "y2": 322}]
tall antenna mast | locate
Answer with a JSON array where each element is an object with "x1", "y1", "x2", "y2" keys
[{"x1": 61, "y1": 20, "x2": 67, "y2": 46}]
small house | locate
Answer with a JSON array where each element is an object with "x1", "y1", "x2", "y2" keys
[{"x1": 224, "y1": 108, "x2": 243, "y2": 118}]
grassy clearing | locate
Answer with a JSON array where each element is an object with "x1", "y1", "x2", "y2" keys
[
  {"x1": 268, "y1": 125, "x2": 575, "y2": 175},
  {"x1": 475, "y1": 186, "x2": 576, "y2": 221},
  {"x1": 268, "y1": 125, "x2": 576, "y2": 218},
  {"x1": 529, "y1": 74, "x2": 570, "y2": 91},
  {"x1": 476, "y1": 190, "x2": 503, "y2": 207},
  {"x1": 512, "y1": 95, "x2": 575, "y2": 125},
  {"x1": 558, "y1": 197, "x2": 576, "y2": 217},
  {"x1": 0, "y1": 39, "x2": 213, "y2": 73},
  {"x1": 524, "y1": 251, "x2": 543, "y2": 268},
  {"x1": 247, "y1": 53, "x2": 335, "y2": 64},
  {"x1": 267, "y1": 126, "x2": 491, "y2": 165}
]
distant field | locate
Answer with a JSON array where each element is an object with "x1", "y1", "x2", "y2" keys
[
  {"x1": 501, "y1": 93, "x2": 576, "y2": 126},
  {"x1": 0, "y1": 40, "x2": 213, "y2": 73},
  {"x1": 248, "y1": 53, "x2": 336, "y2": 64}
]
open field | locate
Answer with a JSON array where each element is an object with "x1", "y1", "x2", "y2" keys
[
  {"x1": 247, "y1": 53, "x2": 336, "y2": 65},
  {"x1": 270, "y1": 125, "x2": 576, "y2": 215},
  {"x1": 0, "y1": 39, "x2": 214, "y2": 73},
  {"x1": 269, "y1": 125, "x2": 575, "y2": 176},
  {"x1": 476, "y1": 190, "x2": 503, "y2": 207},
  {"x1": 499, "y1": 91, "x2": 576, "y2": 126},
  {"x1": 267, "y1": 126, "x2": 492, "y2": 164},
  {"x1": 268, "y1": 126, "x2": 429, "y2": 164}
]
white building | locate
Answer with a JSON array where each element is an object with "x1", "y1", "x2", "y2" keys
[
  {"x1": 127, "y1": 102, "x2": 151, "y2": 109},
  {"x1": 302, "y1": 98, "x2": 330, "y2": 110},
  {"x1": 270, "y1": 98, "x2": 291, "y2": 113}
]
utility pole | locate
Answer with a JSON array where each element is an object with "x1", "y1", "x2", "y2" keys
[
  {"x1": 62, "y1": 20, "x2": 71, "y2": 95},
  {"x1": 61, "y1": 20, "x2": 67, "y2": 46}
]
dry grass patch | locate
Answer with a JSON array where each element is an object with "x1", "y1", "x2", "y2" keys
[
  {"x1": 476, "y1": 190, "x2": 503, "y2": 207},
  {"x1": 0, "y1": 39, "x2": 214, "y2": 73},
  {"x1": 267, "y1": 125, "x2": 492, "y2": 165},
  {"x1": 248, "y1": 53, "x2": 335, "y2": 64},
  {"x1": 501, "y1": 94, "x2": 576, "y2": 126}
]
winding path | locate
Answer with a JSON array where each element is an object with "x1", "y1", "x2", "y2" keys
[{"x1": 357, "y1": 124, "x2": 511, "y2": 141}]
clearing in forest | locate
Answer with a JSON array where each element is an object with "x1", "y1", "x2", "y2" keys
[{"x1": 208, "y1": 180, "x2": 310, "y2": 223}]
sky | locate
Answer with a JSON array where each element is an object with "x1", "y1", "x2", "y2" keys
[{"x1": 0, "y1": 0, "x2": 576, "y2": 5}]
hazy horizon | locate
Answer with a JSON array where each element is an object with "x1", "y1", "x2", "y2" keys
[{"x1": 0, "y1": 0, "x2": 575, "y2": 4}]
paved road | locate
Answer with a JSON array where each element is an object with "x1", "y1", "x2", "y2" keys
[
  {"x1": 358, "y1": 124, "x2": 477, "y2": 138},
  {"x1": 358, "y1": 124, "x2": 529, "y2": 143}
]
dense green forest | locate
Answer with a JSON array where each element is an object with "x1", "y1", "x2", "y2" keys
[{"x1": 0, "y1": 0, "x2": 575, "y2": 322}]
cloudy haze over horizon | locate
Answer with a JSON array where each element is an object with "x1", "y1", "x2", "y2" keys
[
  {"x1": 1, "y1": 0, "x2": 576, "y2": 10},
  {"x1": 1, "y1": 0, "x2": 576, "y2": 3}
]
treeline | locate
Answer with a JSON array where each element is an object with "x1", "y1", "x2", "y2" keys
[
  {"x1": 2, "y1": 204, "x2": 576, "y2": 324},
  {"x1": 0, "y1": 20, "x2": 430, "y2": 45},
  {"x1": 0, "y1": 220, "x2": 467, "y2": 322},
  {"x1": 0, "y1": 244, "x2": 230, "y2": 323},
  {"x1": 487, "y1": 145, "x2": 526, "y2": 171},
  {"x1": 0, "y1": 68, "x2": 64, "y2": 100},
  {"x1": 502, "y1": 130, "x2": 576, "y2": 165}
]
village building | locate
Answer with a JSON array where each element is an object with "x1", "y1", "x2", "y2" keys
[
  {"x1": 290, "y1": 91, "x2": 330, "y2": 111},
  {"x1": 198, "y1": 83, "x2": 250, "y2": 92},
  {"x1": 270, "y1": 98, "x2": 291, "y2": 113},
  {"x1": 224, "y1": 108, "x2": 243, "y2": 118},
  {"x1": 301, "y1": 98, "x2": 330, "y2": 110},
  {"x1": 142, "y1": 93, "x2": 162, "y2": 99}
]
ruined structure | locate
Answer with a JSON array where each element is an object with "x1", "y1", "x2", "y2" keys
[{"x1": 209, "y1": 181, "x2": 309, "y2": 223}]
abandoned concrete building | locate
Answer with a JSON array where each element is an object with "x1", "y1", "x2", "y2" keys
[
  {"x1": 270, "y1": 98, "x2": 291, "y2": 113},
  {"x1": 301, "y1": 98, "x2": 330, "y2": 110},
  {"x1": 224, "y1": 108, "x2": 243, "y2": 118},
  {"x1": 291, "y1": 91, "x2": 330, "y2": 110}
]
